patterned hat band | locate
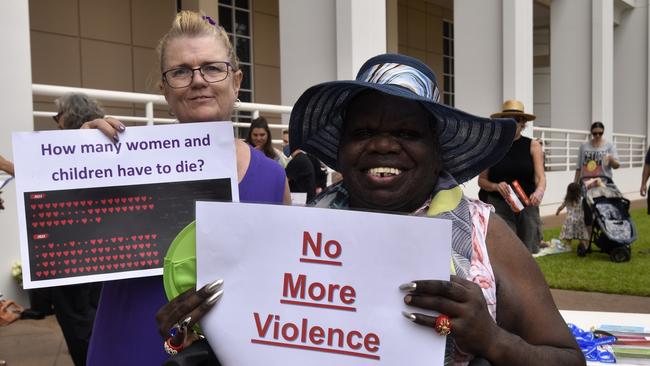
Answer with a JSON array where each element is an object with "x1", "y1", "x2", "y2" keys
[{"x1": 360, "y1": 63, "x2": 440, "y2": 102}]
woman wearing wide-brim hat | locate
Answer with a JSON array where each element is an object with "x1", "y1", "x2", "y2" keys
[
  {"x1": 156, "y1": 54, "x2": 584, "y2": 366},
  {"x1": 478, "y1": 99, "x2": 547, "y2": 254}
]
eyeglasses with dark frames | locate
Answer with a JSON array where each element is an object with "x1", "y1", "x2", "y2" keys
[
  {"x1": 162, "y1": 62, "x2": 233, "y2": 89},
  {"x1": 592, "y1": 132, "x2": 603, "y2": 137}
]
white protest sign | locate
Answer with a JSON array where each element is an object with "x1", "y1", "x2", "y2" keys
[
  {"x1": 12, "y1": 122, "x2": 238, "y2": 288},
  {"x1": 196, "y1": 201, "x2": 451, "y2": 365}
]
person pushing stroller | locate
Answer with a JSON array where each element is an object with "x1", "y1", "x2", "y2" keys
[
  {"x1": 573, "y1": 122, "x2": 619, "y2": 226},
  {"x1": 572, "y1": 122, "x2": 635, "y2": 262}
]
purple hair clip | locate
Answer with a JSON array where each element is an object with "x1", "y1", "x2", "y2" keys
[{"x1": 202, "y1": 15, "x2": 217, "y2": 26}]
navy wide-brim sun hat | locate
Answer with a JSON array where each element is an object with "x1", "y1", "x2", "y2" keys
[{"x1": 289, "y1": 53, "x2": 517, "y2": 184}]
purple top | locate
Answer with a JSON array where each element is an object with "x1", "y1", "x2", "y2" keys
[{"x1": 86, "y1": 146, "x2": 285, "y2": 365}]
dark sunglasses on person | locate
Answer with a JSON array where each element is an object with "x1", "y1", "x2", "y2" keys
[{"x1": 592, "y1": 132, "x2": 603, "y2": 137}]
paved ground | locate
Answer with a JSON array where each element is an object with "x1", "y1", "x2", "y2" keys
[
  {"x1": 551, "y1": 289, "x2": 650, "y2": 313},
  {"x1": 2, "y1": 289, "x2": 649, "y2": 365},
  {"x1": 2, "y1": 204, "x2": 648, "y2": 365},
  {"x1": 0, "y1": 315, "x2": 73, "y2": 366}
]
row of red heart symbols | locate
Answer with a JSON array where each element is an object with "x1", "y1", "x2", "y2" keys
[
  {"x1": 31, "y1": 204, "x2": 156, "y2": 219},
  {"x1": 31, "y1": 217, "x2": 101, "y2": 227},
  {"x1": 37, "y1": 251, "x2": 160, "y2": 267},
  {"x1": 33, "y1": 234, "x2": 159, "y2": 249},
  {"x1": 29, "y1": 196, "x2": 152, "y2": 211},
  {"x1": 34, "y1": 259, "x2": 160, "y2": 277},
  {"x1": 34, "y1": 243, "x2": 159, "y2": 258}
]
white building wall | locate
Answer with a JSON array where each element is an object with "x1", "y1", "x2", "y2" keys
[
  {"x1": 454, "y1": 0, "x2": 503, "y2": 117},
  {"x1": 0, "y1": 1, "x2": 33, "y2": 305},
  {"x1": 533, "y1": 23, "x2": 551, "y2": 127},
  {"x1": 502, "y1": 0, "x2": 534, "y2": 116},
  {"x1": 592, "y1": 0, "x2": 615, "y2": 140},
  {"x1": 279, "y1": 0, "x2": 386, "y2": 123},
  {"x1": 613, "y1": 3, "x2": 648, "y2": 135},
  {"x1": 335, "y1": 0, "x2": 386, "y2": 80},
  {"x1": 551, "y1": 0, "x2": 593, "y2": 131},
  {"x1": 279, "y1": 0, "x2": 337, "y2": 113},
  {"x1": 533, "y1": 66, "x2": 551, "y2": 127}
]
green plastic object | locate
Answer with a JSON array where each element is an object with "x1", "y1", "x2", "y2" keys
[{"x1": 163, "y1": 221, "x2": 198, "y2": 301}]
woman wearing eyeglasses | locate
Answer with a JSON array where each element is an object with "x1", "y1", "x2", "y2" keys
[
  {"x1": 83, "y1": 11, "x2": 290, "y2": 366},
  {"x1": 574, "y1": 121, "x2": 620, "y2": 183},
  {"x1": 573, "y1": 122, "x2": 620, "y2": 233}
]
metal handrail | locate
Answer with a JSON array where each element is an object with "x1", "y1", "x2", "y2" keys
[
  {"x1": 32, "y1": 83, "x2": 292, "y2": 144},
  {"x1": 533, "y1": 126, "x2": 646, "y2": 171},
  {"x1": 32, "y1": 84, "x2": 648, "y2": 170}
]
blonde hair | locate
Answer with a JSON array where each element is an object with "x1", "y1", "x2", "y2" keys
[{"x1": 157, "y1": 11, "x2": 239, "y2": 72}]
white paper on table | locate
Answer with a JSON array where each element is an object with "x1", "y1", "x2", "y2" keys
[
  {"x1": 290, "y1": 192, "x2": 307, "y2": 205},
  {"x1": 12, "y1": 122, "x2": 238, "y2": 288},
  {"x1": 196, "y1": 201, "x2": 451, "y2": 366}
]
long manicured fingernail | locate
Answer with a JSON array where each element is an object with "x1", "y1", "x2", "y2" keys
[
  {"x1": 399, "y1": 282, "x2": 417, "y2": 292},
  {"x1": 118, "y1": 124, "x2": 126, "y2": 131},
  {"x1": 404, "y1": 295, "x2": 412, "y2": 304},
  {"x1": 113, "y1": 134, "x2": 119, "y2": 142},
  {"x1": 206, "y1": 289, "x2": 224, "y2": 305},
  {"x1": 206, "y1": 279, "x2": 224, "y2": 293},
  {"x1": 402, "y1": 311, "x2": 416, "y2": 321}
]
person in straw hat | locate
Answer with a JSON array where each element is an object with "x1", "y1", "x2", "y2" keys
[
  {"x1": 155, "y1": 54, "x2": 583, "y2": 366},
  {"x1": 478, "y1": 100, "x2": 547, "y2": 254}
]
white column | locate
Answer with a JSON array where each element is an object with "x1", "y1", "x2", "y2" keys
[
  {"x1": 550, "y1": 0, "x2": 592, "y2": 131},
  {"x1": 647, "y1": 0, "x2": 650, "y2": 141},
  {"x1": 502, "y1": 0, "x2": 534, "y2": 137},
  {"x1": 502, "y1": 0, "x2": 533, "y2": 113},
  {"x1": 454, "y1": 0, "x2": 502, "y2": 199},
  {"x1": 0, "y1": 1, "x2": 33, "y2": 305},
  {"x1": 279, "y1": 0, "x2": 337, "y2": 120},
  {"x1": 613, "y1": 1, "x2": 646, "y2": 136},
  {"x1": 454, "y1": 0, "x2": 503, "y2": 117},
  {"x1": 592, "y1": 0, "x2": 614, "y2": 140},
  {"x1": 335, "y1": 0, "x2": 386, "y2": 80}
]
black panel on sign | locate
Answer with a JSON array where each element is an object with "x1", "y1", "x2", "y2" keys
[{"x1": 25, "y1": 179, "x2": 231, "y2": 281}]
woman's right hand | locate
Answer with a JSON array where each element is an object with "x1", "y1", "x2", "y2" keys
[
  {"x1": 495, "y1": 182, "x2": 510, "y2": 199},
  {"x1": 401, "y1": 276, "x2": 500, "y2": 357},
  {"x1": 155, "y1": 279, "x2": 224, "y2": 346},
  {"x1": 0, "y1": 154, "x2": 14, "y2": 176},
  {"x1": 81, "y1": 117, "x2": 126, "y2": 143},
  {"x1": 641, "y1": 184, "x2": 647, "y2": 197}
]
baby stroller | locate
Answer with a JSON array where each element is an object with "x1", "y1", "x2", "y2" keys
[{"x1": 580, "y1": 176, "x2": 636, "y2": 262}]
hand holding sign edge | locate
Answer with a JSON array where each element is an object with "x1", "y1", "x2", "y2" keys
[
  {"x1": 155, "y1": 279, "x2": 224, "y2": 344},
  {"x1": 401, "y1": 275, "x2": 500, "y2": 357}
]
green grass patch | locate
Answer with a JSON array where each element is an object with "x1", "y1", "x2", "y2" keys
[{"x1": 536, "y1": 208, "x2": 650, "y2": 297}]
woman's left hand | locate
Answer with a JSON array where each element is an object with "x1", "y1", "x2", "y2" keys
[
  {"x1": 401, "y1": 275, "x2": 499, "y2": 356},
  {"x1": 155, "y1": 279, "x2": 224, "y2": 350},
  {"x1": 528, "y1": 190, "x2": 543, "y2": 206}
]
